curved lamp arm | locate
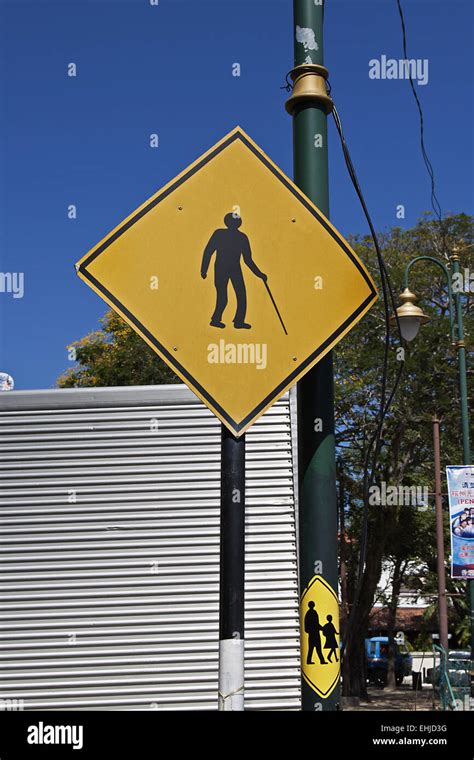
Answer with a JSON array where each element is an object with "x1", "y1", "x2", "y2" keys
[{"x1": 404, "y1": 256, "x2": 456, "y2": 343}]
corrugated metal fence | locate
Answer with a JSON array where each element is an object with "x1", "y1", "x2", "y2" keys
[{"x1": 0, "y1": 385, "x2": 301, "y2": 709}]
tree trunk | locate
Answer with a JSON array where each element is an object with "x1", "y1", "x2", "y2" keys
[
  {"x1": 386, "y1": 557, "x2": 404, "y2": 689},
  {"x1": 345, "y1": 509, "x2": 387, "y2": 697},
  {"x1": 344, "y1": 432, "x2": 409, "y2": 697}
]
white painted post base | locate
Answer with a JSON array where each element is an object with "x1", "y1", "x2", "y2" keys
[{"x1": 218, "y1": 639, "x2": 244, "y2": 711}]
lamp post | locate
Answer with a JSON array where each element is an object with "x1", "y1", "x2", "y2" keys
[{"x1": 391, "y1": 251, "x2": 472, "y2": 702}]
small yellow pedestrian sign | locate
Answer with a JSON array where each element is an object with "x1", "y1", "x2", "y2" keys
[
  {"x1": 76, "y1": 127, "x2": 377, "y2": 435},
  {"x1": 301, "y1": 575, "x2": 341, "y2": 699}
]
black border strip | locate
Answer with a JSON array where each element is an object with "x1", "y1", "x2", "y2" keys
[{"x1": 79, "y1": 130, "x2": 377, "y2": 433}]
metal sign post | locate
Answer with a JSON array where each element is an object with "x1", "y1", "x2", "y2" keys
[{"x1": 218, "y1": 425, "x2": 245, "y2": 710}]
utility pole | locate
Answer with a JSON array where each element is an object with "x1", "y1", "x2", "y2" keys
[
  {"x1": 286, "y1": 0, "x2": 340, "y2": 710},
  {"x1": 218, "y1": 426, "x2": 245, "y2": 710},
  {"x1": 432, "y1": 415, "x2": 449, "y2": 654}
]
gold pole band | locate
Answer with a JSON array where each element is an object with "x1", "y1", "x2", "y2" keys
[{"x1": 285, "y1": 64, "x2": 334, "y2": 116}]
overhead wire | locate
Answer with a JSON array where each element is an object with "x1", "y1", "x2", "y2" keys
[
  {"x1": 330, "y1": 102, "x2": 405, "y2": 650},
  {"x1": 280, "y1": 57, "x2": 406, "y2": 657},
  {"x1": 396, "y1": 0, "x2": 443, "y2": 225},
  {"x1": 281, "y1": 0, "x2": 444, "y2": 664},
  {"x1": 336, "y1": 0, "x2": 448, "y2": 658},
  {"x1": 396, "y1": 0, "x2": 448, "y2": 260}
]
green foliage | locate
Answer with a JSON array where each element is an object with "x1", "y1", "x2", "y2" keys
[
  {"x1": 58, "y1": 310, "x2": 179, "y2": 388},
  {"x1": 337, "y1": 214, "x2": 473, "y2": 691},
  {"x1": 336, "y1": 213, "x2": 473, "y2": 482}
]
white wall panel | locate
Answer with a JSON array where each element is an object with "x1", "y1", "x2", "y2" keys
[{"x1": 0, "y1": 385, "x2": 300, "y2": 709}]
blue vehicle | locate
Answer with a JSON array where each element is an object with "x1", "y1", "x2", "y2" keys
[{"x1": 365, "y1": 636, "x2": 413, "y2": 687}]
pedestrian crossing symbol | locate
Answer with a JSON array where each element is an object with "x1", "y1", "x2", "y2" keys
[
  {"x1": 76, "y1": 127, "x2": 377, "y2": 435},
  {"x1": 301, "y1": 575, "x2": 341, "y2": 699}
]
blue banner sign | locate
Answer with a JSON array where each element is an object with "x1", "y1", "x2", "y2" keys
[{"x1": 446, "y1": 465, "x2": 474, "y2": 579}]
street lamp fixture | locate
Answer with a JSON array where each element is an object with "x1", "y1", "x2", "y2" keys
[{"x1": 392, "y1": 287, "x2": 430, "y2": 342}]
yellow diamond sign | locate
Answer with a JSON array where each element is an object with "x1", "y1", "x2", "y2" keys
[
  {"x1": 301, "y1": 575, "x2": 341, "y2": 699},
  {"x1": 76, "y1": 127, "x2": 377, "y2": 435}
]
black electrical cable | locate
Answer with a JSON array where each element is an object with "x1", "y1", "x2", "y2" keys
[
  {"x1": 333, "y1": 105, "x2": 404, "y2": 485},
  {"x1": 280, "y1": 71, "x2": 293, "y2": 92},
  {"x1": 279, "y1": 0, "x2": 446, "y2": 674},
  {"x1": 396, "y1": 0, "x2": 443, "y2": 224},
  {"x1": 280, "y1": 49, "x2": 406, "y2": 661},
  {"x1": 335, "y1": 1, "x2": 448, "y2": 662},
  {"x1": 331, "y1": 102, "x2": 405, "y2": 653}
]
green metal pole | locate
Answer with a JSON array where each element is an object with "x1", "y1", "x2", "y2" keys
[
  {"x1": 451, "y1": 255, "x2": 473, "y2": 701},
  {"x1": 289, "y1": 0, "x2": 340, "y2": 711},
  {"x1": 451, "y1": 260, "x2": 471, "y2": 465}
]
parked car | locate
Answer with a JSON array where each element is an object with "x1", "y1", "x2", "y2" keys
[
  {"x1": 365, "y1": 636, "x2": 413, "y2": 687},
  {"x1": 426, "y1": 650, "x2": 470, "y2": 688}
]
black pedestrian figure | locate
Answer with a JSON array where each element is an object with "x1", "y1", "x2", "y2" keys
[
  {"x1": 304, "y1": 601, "x2": 326, "y2": 665},
  {"x1": 322, "y1": 614, "x2": 339, "y2": 663},
  {"x1": 201, "y1": 213, "x2": 267, "y2": 329}
]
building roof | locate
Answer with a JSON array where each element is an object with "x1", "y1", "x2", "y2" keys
[{"x1": 369, "y1": 606, "x2": 437, "y2": 632}]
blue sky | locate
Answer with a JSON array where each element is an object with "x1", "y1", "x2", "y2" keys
[{"x1": 0, "y1": 0, "x2": 472, "y2": 390}]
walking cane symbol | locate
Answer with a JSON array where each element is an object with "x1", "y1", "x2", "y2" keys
[{"x1": 263, "y1": 279, "x2": 288, "y2": 336}]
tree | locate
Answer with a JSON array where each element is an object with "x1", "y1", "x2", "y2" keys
[
  {"x1": 336, "y1": 213, "x2": 472, "y2": 697},
  {"x1": 58, "y1": 310, "x2": 179, "y2": 387}
]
